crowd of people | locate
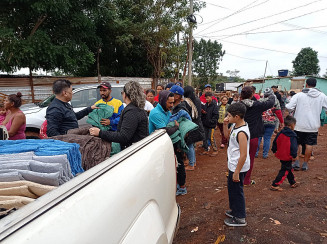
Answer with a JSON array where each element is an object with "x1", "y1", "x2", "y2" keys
[{"x1": 1, "y1": 77, "x2": 327, "y2": 227}]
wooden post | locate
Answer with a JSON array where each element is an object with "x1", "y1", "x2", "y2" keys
[{"x1": 29, "y1": 68, "x2": 35, "y2": 103}]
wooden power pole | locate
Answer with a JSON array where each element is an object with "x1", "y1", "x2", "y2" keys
[{"x1": 187, "y1": 0, "x2": 194, "y2": 86}]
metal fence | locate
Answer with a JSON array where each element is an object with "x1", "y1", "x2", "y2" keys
[{"x1": 0, "y1": 76, "x2": 153, "y2": 104}]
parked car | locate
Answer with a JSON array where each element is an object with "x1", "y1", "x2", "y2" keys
[
  {"x1": 20, "y1": 84, "x2": 124, "y2": 136},
  {"x1": 0, "y1": 130, "x2": 180, "y2": 244}
]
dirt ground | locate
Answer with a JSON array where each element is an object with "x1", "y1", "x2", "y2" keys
[{"x1": 173, "y1": 126, "x2": 327, "y2": 244}]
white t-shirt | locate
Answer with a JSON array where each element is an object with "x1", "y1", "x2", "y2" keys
[
  {"x1": 144, "y1": 100, "x2": 154, "y2": 111},
  {"x1": 227, "y1": 123, "x2": 250, "y2": 172}
]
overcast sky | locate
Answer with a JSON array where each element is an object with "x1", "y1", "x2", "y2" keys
[{"x1": 194, "y1": 0, "x2": 327, "y2": 79}]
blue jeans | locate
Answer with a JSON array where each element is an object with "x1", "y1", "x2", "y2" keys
[
  {"x1": 186, "y1": 144, "x2": 196, "y2": 166},
  {"x1": 256, "y1": 124, "x2": 275, "y2": 158}
]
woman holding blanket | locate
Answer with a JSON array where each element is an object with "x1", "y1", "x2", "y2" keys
[{"x1": 89, "y1": 81, "x2": 149, "y2": 150}]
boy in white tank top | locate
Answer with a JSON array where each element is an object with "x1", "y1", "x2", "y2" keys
[{"x1": 223, "y1": 102, "x2": 250, "y2": 227}]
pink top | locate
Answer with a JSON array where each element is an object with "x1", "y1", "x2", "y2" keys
[{"x1": 5, "y1": 111, "x2": 26, "y2": 140}]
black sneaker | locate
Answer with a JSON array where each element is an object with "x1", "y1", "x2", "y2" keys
[
  {"x1": 224, "y1": 217, "x2": 247, "y2": 227},
  {"x1": 225, "y1": 210, "x2": 233, "y2": 218}
]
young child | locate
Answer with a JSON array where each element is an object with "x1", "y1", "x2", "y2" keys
[
  {"x1": 223, "y1": 102, "x2": 250, "y2": 227},
  {"x1": 217, "y1": 96, "x2": 229, "y2": 148},
  {"x1": 271, "y1": 115, "x2": 298, "y2": 191}
]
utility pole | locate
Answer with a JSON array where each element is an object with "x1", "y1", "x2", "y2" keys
[{"x1": 187, "y1": 0, "x2": 194, "y2": 86}]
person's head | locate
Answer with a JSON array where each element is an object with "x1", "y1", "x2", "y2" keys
[
  {"x1": 251, "y1": 86, "x2": 257, "y2": 94},
  {"x1": 175, "y1": 81, "x2": 183, "y2": 87},
  {"x1": 226, "y1": 102, "x2": 247, "y2": 123},
  {"x1": 146, "y1": 89, "x2": 156, "y2": 104},
  {"x1": 263, "y1": 87, "x2": 274, "y2": 98},
  {"x1": 271, "y1": 85, "x2": 278, "y2": 93},
  {"x1": 170, "y1": 85, "x2": 184, "y2": 103},
  {"x1": 123, "y1": 81, "x2": 146, "y2": 109},
  {"x1": 204, "y1": 84, "x2": 212, "y2": 93},
  {"x1": 205, "y1": 92, "x2": 213, "y2": 104},
  {"x1": 279, "y1": 90, "x2": 285, "y2": 96},
  {"x1": 159, "y1": 90, "x2": 174, "y2": 111},
  {"x1": 240, "y1": 86, "x2": 253, "y2": 100},
  {"x1": 184, "y1": 86, "x2": 196, "y2": 102},
  {"x1": 156, "y1": 84, "x2": 164, "y2": 95},
  {"x1": 4, "y1": 92, "x2": 23, "y2": 110},
  {"x1": 290, "y1": 91, "x2": 296, "y2": 97},
  {"x1": 165, "y1": 82, "x2": 174, "y2": 90},
  {"x1": 53, "y1": 79, "x2": 73, "y2": 102},
  {"x1": 226, "y1": 91, "x2": 232, "y2": 97},
  {"x1": 221, "y1": 95, "x2": 228, "y2": 105},
  {"x1": 97, "y1": 82, "x2": 112, "y2": 101},
  {"x1": 306, "y1": 78, "x2": 317, "y2": 88},
  {"x1": 284, "y1": 115, "x2": 296, "y2": 130},
  {"x1": 233, "y1": 93, "x2": 240, "y2": 101}
]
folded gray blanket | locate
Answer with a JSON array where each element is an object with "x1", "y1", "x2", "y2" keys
[
  {"x1": 0, "y1": 170, "x2": 61, "y2": 186},
  {"x1": 0, "y1": 152, "x2": 35, "y2": 161}
]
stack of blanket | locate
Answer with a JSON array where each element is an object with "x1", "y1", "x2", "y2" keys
[{"x1": 0, "y1": 139, "x2": 83, "y2": 176}]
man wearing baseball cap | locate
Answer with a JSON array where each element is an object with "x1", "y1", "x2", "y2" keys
[
  {"x1": 200, "y1": 84, "x2": 218, "y2": 105},
  {"x1": 95, "y1": 82, "x2": 124, "y2": 131}
]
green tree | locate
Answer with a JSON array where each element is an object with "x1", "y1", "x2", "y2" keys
[
  {"x1": 292, "y1": 47, "x2": 320, "y2": 76},
  {"x1": 0, "y1": 0, "x2": 111, "y2": 75},
  {"x1": 192, "y1": 38, "x2": 225, "y2": 88},
  {"x1": 323, "y1": 69, "x2": 327, "y2": 78}
]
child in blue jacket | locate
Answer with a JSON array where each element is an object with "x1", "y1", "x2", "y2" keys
[{"x1": 271, "y1": 115, "x2": 299, "y2": 191}]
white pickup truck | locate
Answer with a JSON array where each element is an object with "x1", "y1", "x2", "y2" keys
[{"x1": 0, "y1": 130, "x2": 180, "y2": 244}]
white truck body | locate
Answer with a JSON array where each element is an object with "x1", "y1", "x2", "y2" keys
[{"x1": 0, "y1": 130, "x2": 180, "y2": 244}]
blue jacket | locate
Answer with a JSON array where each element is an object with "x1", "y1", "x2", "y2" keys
[{"x1": 149, "y1": 104, "x2": 171, "y2": 134}]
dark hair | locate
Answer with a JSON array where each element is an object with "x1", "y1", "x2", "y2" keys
[
  {"x1": 227, "y1": 102, "x2": 247, "y2": 119},
  {"x1": 156, "y1": 84, "x2": 164, "y2": 90},
  {"x1": 290, "y1": 91, "x2": 296, "y2": 96},
  {"x1": 8, "y1": 92, "x2": 23, "y2": 108},
  {"x1": 53, "y1": 79, "x2": 72, "y2": 95},
  {"x1": 279, "y1": 90, "x2": 285, "y2": 94},
  {"x1": 184, "y1": 86, "x2": 196, "y2": 102},
  {"x1": 271, "y1": 85, "x2": 278, "y2": 89},
  {"x1": 284, "y1": 115, "x2": 296, "y2": 126},
  {"x1": 205, "y1": 91, "x2": 212, "y2": 97},
  {"x1": 233, "y1": 93, "x2": 240, "y2": 98},
  {"x1": 241, "y1": 86, "x2": 253, "y2": 99},
  {"x1": 251, "y1": 86, "x2": 256, "y2": 91},
  {"x1": 306, "y1": 78, "x2": 316, "y2": 87},
  {"x1": 168, "y1": 92, "x2": 174, "y2": 98},
  {"x1": 146, "y1": 89, "x2": 156, "y2": 96}
]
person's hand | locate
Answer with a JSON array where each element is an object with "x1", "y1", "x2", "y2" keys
[
  {"x1": 89, "y1": 127, "x2": 100, "y2": 137},
  {"x1": 91, "y1": 104, "x2": 99, "y2": 110},
  {"x1": 279, "y1": 123, "x2": 284, "y2": 128},
  {"x1": 0, "y1": 110, "x2": 6, "y2": 115},
  {"x1": 223, "y1": 117, "x2": 229, "y2": 125},
  {"x1": 100, "y1": 119, "x2": 110, "y2": 126},
  {"x1": 174, "y1": 120, "x2": 179, "y2": 127},
  {"x1": 232, "y1": 171, "x2": 240, "y2": 182},
  {"x1": 201, "y1": 109, "x2": 206, "y2": 114}
]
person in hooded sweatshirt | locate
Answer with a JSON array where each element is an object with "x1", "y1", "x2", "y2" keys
[
  {"x1": 149, "y1": 90, "x2": 187, "y2": 196},
  {"x1": 286, "y1": 78, "x2": 327, "y2": 171},
  {"x1": 240, "y1": 86, "x2": 275, "y2": 185}
]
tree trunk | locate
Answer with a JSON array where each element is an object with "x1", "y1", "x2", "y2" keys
[{"x1": 29, "y1": 68, "x2": 35, "y2": 103}]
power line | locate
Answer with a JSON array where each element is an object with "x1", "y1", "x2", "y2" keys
[
  {"x1": 198, "y1": 0, "x2": 322, "y2": 36},
  {"x1": 208, "y1": 38, "x2": 327, "y2": 59},
  {"x1": 197, "y1": 25, "x2": 327, "y2": 38},
  {"x1": 195, "y1": 0, "x2": 230, "y2": 10},
  {"x1": 219, "y1": 7, "x2": 327, "y2": 40},
  {"x1": 225, "y1": 53, "x2": 267, "y2": 62},
  {"x1": 281, "y1": 22, "x2": 327, "y2": 35},
  {"x1": 196, "y1": 0, "x2": 269, "y2": 34}
]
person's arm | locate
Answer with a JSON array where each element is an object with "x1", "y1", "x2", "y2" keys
[
  {"x1": 290, "y1": 135, "x2": 298, "y2": 159},
  {"x1": 223, "y1": 116, "x2": 231, "y2": 140},
  {"x1": 285, "y1": 94, "x2": 298, "y2": 111},
  {"x1": 271, "y1": 134, "x2": 278, "y2": 153},
  {"x1": 46, "y1": 107, "x2": 64, "y2": 137},
  {"x1": 274, "y1": 109, "x2": 284, "y2": 124},
  {"x1": 7, "y1": 113, "x2": 25, "y2": 137},
  {"x1": 210, "y1": 104, "x2": 219, "y2": 125},
  {"x1": 259, "y1": 94, "x2": 275, "y2": 112},
  {"x1": 322, "y1": 94, "x2": 327, "y2": 110},
  {"x1": 233, "y1": 132, "x2": 248, "y2": 182},
  {"x1": 98, "y1": 110, "x2": 143, "y2": 143},
  {"x1": 75, "y1": 106, "x2": 93, "y2": 120}
]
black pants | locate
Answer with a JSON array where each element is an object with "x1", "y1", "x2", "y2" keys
[
  {"x1": 272, "y1": 160, "x2": 296, "y2": 186},
  {"x1": 228, "y1": 170, "x2": 247, "y2": 219},
  {"x1": 175, "y1": 145, "x2": 186, "y2": 187}
]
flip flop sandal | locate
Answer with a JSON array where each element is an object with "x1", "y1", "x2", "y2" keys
[
  {"x1": 270, "y1": 186, "x2": 283, "y2": 191},
  {"x1": 291, "y1": 182, "x2": 299, "y2": 188}
]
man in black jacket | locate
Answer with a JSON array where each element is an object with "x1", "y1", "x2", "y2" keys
[
  {"x1": 201, "y1": 92, "x2": 219, "y2": 156},
  {"x1": 46, "y1": 79, "x2": 97, "y2": 137},
  {"x1": 240, "y1": 86, "x2": 275, "y2": 185}
]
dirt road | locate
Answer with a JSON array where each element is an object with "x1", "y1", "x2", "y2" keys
[{"x1": 173, "y1": 126, "x2": 327, "y2": 244}]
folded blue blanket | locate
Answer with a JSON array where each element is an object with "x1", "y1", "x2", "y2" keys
[{"x1": 0, "y1": 139, "x2": 83, "y2": 176}]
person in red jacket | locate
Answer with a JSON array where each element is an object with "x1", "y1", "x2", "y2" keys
[
  {"x1": 200, "y1": 84, "x2": 218, "y2": 105},
  {"x1": 270, "y1": 115, "x2": 299, "y2": 191}
]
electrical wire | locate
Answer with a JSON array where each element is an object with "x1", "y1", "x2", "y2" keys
[
  {"x1": 195, "y1": 0, "x2": 230, "y2": 10},
  {"x1": 218, "y1": 7, "x2": 327, "y2": 40},
  {"x1": 225, "y1": 53, "x2": 267, "y2": 62},
  {"x1": 196, "y1": 25, "x2": 327, "y2": 38},
  {"x1": 198, "y1": 0, "x2": 322, "y2": 36},
  {"x1": 208, "y1": 38, "x2": 327, "y2": 59},
  {"x1": 282, "y1": 22, "x2": 327, "y2": 35},
  {"x1": 196, "y1": 0, "x2": 269, "y2": 34}
]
